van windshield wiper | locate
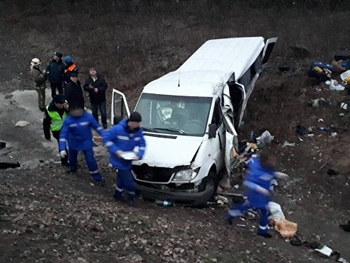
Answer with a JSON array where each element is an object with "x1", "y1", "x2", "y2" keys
[
  {"x1": 152, "y1": 127, "x2": 186, "y2": 135},
  {"x1": 143, "y1": 127, "x2": 159, "y2": 133}
]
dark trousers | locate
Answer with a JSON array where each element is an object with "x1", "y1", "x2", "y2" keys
[
  {"x1": 228, "y1": 201, "x2": 270, "y2": 235},
  {"x1": 114, "y1": 169, "x2": 135, "y2": 200},
  {"x1": 68, "y1": 147, "x2": 102, "y2": 181},
  {"x1": 52, "y1": 130, "x2": 68, "y2": 165},
  {"x1": 91, "y1": 101, "x2": 107, "y2": 128},
  {"x1": 50, "y1": 82, "x2": 63, "y2": 98}
]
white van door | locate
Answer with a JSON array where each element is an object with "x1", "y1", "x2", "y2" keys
[
  {"x1": 223, "y1": 114, "x2": 238, "y2": 176},
  {"x1": 223, "y1": 82, "x2": 246, "y2": 129},
  {"x1": 222, "y1": 87, "x2": 239, "y2": 176},
  {"x1": 111, "y1": 89, "x2": 131, "y2": 125},
  {"x1": 262, "y1": 37, "x2": 278, "y2": 65}
]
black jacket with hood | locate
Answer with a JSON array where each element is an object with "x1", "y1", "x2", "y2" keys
[{"x1": 64, "y1": 80, "x2": 85, "y2": 109}]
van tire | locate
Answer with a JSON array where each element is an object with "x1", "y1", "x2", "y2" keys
[{"x1": 197, "y1": 172, "x2": 219, "y2": 206}]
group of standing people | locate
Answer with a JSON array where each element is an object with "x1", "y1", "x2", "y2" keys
[
  {"x1": 30, "y1": 52, "x2": 108, "y2": 129},
  {"x1": 38, "y1": 51, "x2": 146, "y2": 206}
]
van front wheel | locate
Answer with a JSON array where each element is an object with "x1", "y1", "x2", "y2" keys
[{"x1": 197, "y1": 172, "x2": 219, "y2": 206}]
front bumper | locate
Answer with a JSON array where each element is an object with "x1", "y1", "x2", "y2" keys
[{"x1": 135, "y1": 182, "x2": 214, "y2": 207}]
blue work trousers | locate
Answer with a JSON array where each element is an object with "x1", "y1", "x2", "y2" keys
[
  {"x1": 228, "y1": 201, "x2": 270, "y2": 235},
  {"x1": 114, "y1": 169, "x2": 135, "y2": 200},
  {"x1": 69, "y1": 147, "x2": 102, "y2": 181}
]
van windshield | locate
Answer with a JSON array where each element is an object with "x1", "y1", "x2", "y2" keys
[{"x1": 135, "y1": 93, "x2": 212, "y2": 136}]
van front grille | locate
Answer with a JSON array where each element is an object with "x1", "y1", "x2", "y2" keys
[{"x1": 133, "y1": 165, "x2": 174, "y2": 183}]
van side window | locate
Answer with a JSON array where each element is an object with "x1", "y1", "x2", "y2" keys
[
  {"x1": 238, "y1": 70, "x2": 251, "y2": 88},
  {"x1": 250, "y1": 53, "x2": 262, "y2": 78},
  {"x1": 211, "y1": 99, "x2": 222, "y2": 128}
]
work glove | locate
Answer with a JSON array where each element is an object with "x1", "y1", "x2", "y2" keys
[{"x1": 60, "y1": 150, "x2": 67, "y2": 158}]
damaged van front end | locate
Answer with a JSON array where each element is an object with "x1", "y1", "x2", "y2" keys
[{"x1": 132, "y1": 134, "x2": 219, "y2": 206}]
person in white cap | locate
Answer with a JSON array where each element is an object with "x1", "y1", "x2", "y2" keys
[{"x1": 29, "y1": 58, "x2": 47, "y2": 111}]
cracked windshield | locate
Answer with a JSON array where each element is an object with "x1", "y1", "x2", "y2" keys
[{"x1": 135, "y1": 93, "x2": 212, "y2": 136}]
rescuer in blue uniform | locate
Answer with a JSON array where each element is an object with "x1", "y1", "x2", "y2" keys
[
  {"x1": 59, "y1": 105, "x2": 105, "y2": 186},
  {"x1": 225, "y1": 151, "x2": 288, "y2": 238},
  {"x1": 103, "y1": 112, "x2": 146, "y2": 206}
]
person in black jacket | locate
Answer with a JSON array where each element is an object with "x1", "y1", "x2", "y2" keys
[
  {"x1": 46, "y1": 52, "x2": 65, "y2": 98},
  {"x1": 43, "y1": 95, "x2": 69, "y2": 166},
  {"x1": 83, "y1": 67, "x2": 108, "y2": 129},
  {"x1": 64, "y1": 72, "x2": 85, "y2": 110}
]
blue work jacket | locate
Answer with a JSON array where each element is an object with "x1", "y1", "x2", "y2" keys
[
  {"x1": 103, "y1": 119, "x2": 146, "y2": 170},
  {"x1": 243, "y1": 157, "x2": 276, "y2": 208},
  {"x1": 59, "y1": 111, "x2": 104, "y2": 151}
]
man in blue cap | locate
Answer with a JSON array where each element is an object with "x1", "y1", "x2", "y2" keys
[
  {"x1": 103, "y1": 112, "x2": 146, "y2": 206},
  {"x1": 63, "y1": 56, "x2": 78, "y2": 85}
]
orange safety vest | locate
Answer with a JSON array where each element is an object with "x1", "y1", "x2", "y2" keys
[{"x1": 64, "y1": 64, "x2": 77, "y2": 73}]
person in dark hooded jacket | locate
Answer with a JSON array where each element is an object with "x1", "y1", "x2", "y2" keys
[
  {"x1": 83, "y1": 67, "x2": 108, "y2": 129},
  {"x1": 225, "y1": 151, "x2": 289, "y2": 238},
  {"x1": 43, "y1": 95, "x2": 69, "y2": 166},
  {"x1": 46, "y1": 52, "x2": 65, "y2": 98},
  {"x1": 64, "y1": 72, "x2": 85, "y2": 110}
]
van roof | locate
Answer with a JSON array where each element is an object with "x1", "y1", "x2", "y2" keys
[{"x1": 143, "y1": 37, "x2": 265, "y2": 97}]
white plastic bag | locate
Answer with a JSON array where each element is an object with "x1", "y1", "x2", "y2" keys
[
  {"x1": 329, "y1": 79, "x2": 345, "y2": 91},
  {"x1": 267, "y1": 201, "x2": 285, "y2": 221},
  {"x1": 256, "y1": 130, "x2": 274, "y2": 144}
]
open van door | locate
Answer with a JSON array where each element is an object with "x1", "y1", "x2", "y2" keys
[
  {"x1": 222, "y1": 87, "x2": 239, "y2": 176},
  {"x1": 111, "y1": 89, "x2": 131, "y2": 125},
  {"x1": 262, "y1": 37, "x2": 278, "y2": 65},
  {"x1": 224, "y1": 82, "x2": 246, "y2": 129},
  {"x1": 223, "y1": 114, "x2": 239, "y2": 176}
]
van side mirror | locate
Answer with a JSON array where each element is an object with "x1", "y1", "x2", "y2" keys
[{"x1": 208, "y1": 123, "x2": 216, "y2": 139}]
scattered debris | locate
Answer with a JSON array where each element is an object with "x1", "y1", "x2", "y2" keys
[
  {"x1": 273, "y1": 219, "x2": 298, "y2": 238},
  {"x1": 340, "y1": 102, "x2": 348, "y2": 110},
  {"x1": 315, "y1": 245, "x2": 334, "y2": 257},
  {"x1": 15, "y1": 120, "x2": 30, "y2": 127},
  {"x1": 296, "y1": 125, "x2": 308, "y2": 136},
  {"x1": 307, "y1": 98, "x2": 331, "y2": 107},
  {"x1": 268, "y1": 202, "x2": 285, "y2": 221},
  {"x1": 339, "y1": 221, "x2": 350, "y2": 232},
  {"x1": 0, "y1": 141, "x2": 5, "y2": 148},
  {"x1": 256, "y1": 130, "x2": 274, "y2": 144},
  {"x1": 327, "y1": 169, "x2": 339, "y2": 176},
  {"x1": 0, "y1": 162, "x2": 20, "y2": 169},
  {"x1": 214, "y1": 195, "x2": 229, "y2": 206},
  {"x1": 282, "y1": 141, "x2": 295, "y2": 147},
  {"x1": 340, "y1": 70, "x2": 350, "y2": 83},
  {"x1": 328, "y1": 79, "x2": 345, "y2": 91}
]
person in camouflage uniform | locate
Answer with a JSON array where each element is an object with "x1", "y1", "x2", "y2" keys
[{"x1": 29, "y1": 58, "x2": 47, "y2": 111}]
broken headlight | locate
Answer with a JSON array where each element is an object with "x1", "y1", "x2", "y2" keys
[{"x1": 172, "y1": 169, "x2": 197, "y2": 181}]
